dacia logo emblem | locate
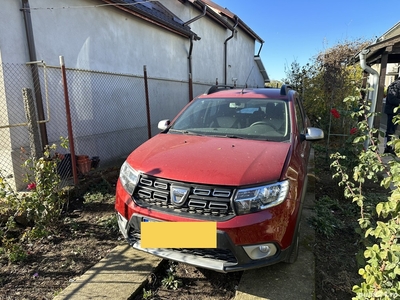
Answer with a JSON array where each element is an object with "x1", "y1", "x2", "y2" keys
[{"x1": 171, "y1": 186, "x2": 189, "y2": 206}]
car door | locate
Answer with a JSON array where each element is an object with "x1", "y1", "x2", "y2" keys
[{"x1": 293, "y1": 96, "x2": 311, "y2": 187}]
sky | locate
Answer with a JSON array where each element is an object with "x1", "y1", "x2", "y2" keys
[{"x1": 214, "y1": 0, "x2": 400, "y2": 81}]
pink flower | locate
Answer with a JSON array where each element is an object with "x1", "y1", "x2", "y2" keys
[
  {"x1": 27, "y1": 182, "x2": 36, "y2": 190},
  {"x1": 350, "y1": 127, "x2": 357, "y2": 135},
  {"x1": 330, "y1": 108, "x2": 340, "y2": 119}
]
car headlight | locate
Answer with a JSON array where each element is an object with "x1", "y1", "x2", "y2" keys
[
  {"x1": 234, "y1": 180, "x2": 289, "y2": 215},
  {"x1": 119, "y1": 161, "x2": 139, "y2": 195}
]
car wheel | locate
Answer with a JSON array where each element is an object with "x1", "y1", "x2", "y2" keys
[{"x1": 284, "y1": 223, "x2": 300, "y2": 264}]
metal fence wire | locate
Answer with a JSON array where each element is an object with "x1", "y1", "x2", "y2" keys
[{"x1": 0, "y1": 61, "x2": 190, "y2": 191}]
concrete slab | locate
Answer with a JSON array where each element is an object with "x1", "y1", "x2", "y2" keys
[
  {"x1": 235, "y1": 150, "x2": 316, "y2": 300},
  {"x1": 54, "y1": 245, "x2": 162, "y2": 300}
]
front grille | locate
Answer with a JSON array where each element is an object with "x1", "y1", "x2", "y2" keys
[{"x1": 132, "y1": 175, "x2": 236, "y2": 220}]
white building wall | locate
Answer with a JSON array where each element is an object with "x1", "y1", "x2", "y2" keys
[
  {"x1": 226, "y1": 30, "x2": 262, "y2": 87},
  {"x1": 28, "y1": 0, "x2": 188, "y2": 79},
  {"x1": 0, "y1": 1, "x2": 29, "y2": 64},
  {"x1": 0, "y1": 1, "x2": 32, "y2": 190}
]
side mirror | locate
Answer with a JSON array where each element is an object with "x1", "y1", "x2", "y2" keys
[
  {"x1": 158, "y1": 119, "x2": 170, "y2": 131},
  {"x1": 303, "y1": 127, "x2": 324, "y2": 141}
]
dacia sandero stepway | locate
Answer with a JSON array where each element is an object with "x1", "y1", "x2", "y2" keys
[{"x1": 115, "y1": 84, "x2": 324, "y2": 272}]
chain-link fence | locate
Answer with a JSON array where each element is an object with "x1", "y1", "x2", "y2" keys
[{"x1": 0, "y1": 61, "x2": 195, "y2": 190}]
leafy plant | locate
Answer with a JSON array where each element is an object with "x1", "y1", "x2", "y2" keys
[
  {"x1": 330, "y1": 93, "x2": 400, "y2": 299},
  {"x1": 97, "y1": 215, "x2": 118, "y2": 233},
  {"x1": 21, "y1": 143, "x2": 66, "y2": 229},
  {"x1": 4, "y1": 241, "x2": 27, "y2": 263},
  {"x1": 0, "y1": 139, "x2": 69, "y2": 262},
  {"x1": 142, "y1": 288, "x2": 155, "y2": 300},
  {"x1": 161, "y1": 264, "x2": 182, "y2": 290},
  {"x1": 83, "y1": 179, "x2": 114, "y2": 203}
]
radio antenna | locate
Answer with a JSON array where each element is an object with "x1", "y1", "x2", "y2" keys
[{"x1": 242, "y1": 65, "x2": 254, "y2": 93}]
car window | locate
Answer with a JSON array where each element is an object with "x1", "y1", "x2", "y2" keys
[
  {"x1": 171, "y1": 98, "x2": 290, "y2": 142},
  {"x1": 294, "y1": 98, "x2": 305, "y2": 134}
]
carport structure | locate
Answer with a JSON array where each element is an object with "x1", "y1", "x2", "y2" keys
[{"x1": 355, "y1": 22, "x2": 400, "y2": 131}]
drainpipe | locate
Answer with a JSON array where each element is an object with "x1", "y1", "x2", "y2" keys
[
  {"x1": 359, "y1": 49, "x2": 379, "y2": 149},
  {"x1": 257, "y1": 43, "x2": 263, "y2": 57},
  {"x1": 21, "y1": 0, "x2": 48, "y2": 149},
  {"x1": 185, "y1": 5, "x2": 207, "y2": 102},
  {"x1": 184, "y1": 5, "x2": 207, "y2": 26},
  {"x1": 188, "y1": 37, "x2": 194, "y2": 101},
  {"x1": 224, "y1": 17, "x2": 239, "y2": 85}
]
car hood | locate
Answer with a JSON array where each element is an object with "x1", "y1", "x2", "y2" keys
[{"x1": 126, "y1": 133, "x2": 290, "y2": 186}]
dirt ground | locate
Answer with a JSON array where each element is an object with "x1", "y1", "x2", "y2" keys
[
  {"x1": 313, "y1": 166, "x2": 361, "y2": 300},
  {"x1": 0, "y1": 151, "x2": 387, "y2": 300}
]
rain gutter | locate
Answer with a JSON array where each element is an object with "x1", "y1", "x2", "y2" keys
[
  {"x1": 224, "y1": 16, "x2": 239, "y2": 85},
  {"x1": 359, "y1": 49, "x2": 379, "y2": 148},
  {"x1": 185, "y1": 5, "x2": 207, "y2": 101}
]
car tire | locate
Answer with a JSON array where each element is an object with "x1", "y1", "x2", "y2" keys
[{"x1": 284, "y1": 223, "x2": 300, "y2": 264}]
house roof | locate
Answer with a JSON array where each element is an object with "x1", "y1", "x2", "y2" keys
[
  {"x1": 254, "y1": 56, "x2": 270, "y2": 82},
  {"x1": 200, "y1": 0, "x2": 264, "y2": 43},
  {"x1": 375, "y1": 21, "x2": 400, "y2": 42},
  {"x1": 100, "y1": 0, "x2": 269, "y2": 82},
  {"x1": 101, "y1": 0, "x2": 264, "y2": 44},
  {"x1": 101, "y1": 0, "x2": 199, "y2": 39},
  {"x1": 354, "y1": 22, "x2": 400, "y2": 65}
]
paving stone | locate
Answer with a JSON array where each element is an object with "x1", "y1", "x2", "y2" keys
[{"x1": 54, "y1": 245, "x2": 162, "y2": 300}]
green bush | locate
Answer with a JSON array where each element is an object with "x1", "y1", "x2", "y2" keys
[
  {"x1": 330, "y1": 95, "x2": 400, "y2": 299},
  {"x1": 0, "y1": 140, "x2": 69, "y2": 262}
]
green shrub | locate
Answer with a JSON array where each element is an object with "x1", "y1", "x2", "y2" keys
[
  {"x1": 0, "y1": 140, "x2": 69, "y2": 262},
  {"x1": 330, "y1": 95, "x2": 400, "y2": 299}
]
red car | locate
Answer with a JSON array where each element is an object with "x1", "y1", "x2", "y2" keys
[{"x1": 115, "y1": 85, "x2": 324, "y2": 272}]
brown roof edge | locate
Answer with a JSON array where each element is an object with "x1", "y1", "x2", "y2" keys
[
  {"x1": 200, "y1": 0, "x2": 264, "y2": 43},
  {"x1": 101, "y1": 0, "x2": 198, "y2": 39},
  {"x1": 353, "y1": 34, "x2": 400, "y2": 64},
  {"x1": 376, "y1": 21, "x2": 400, "y2": 42}
]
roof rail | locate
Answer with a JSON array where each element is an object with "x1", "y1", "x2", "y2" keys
[
  {"x1": 280, "y1": 84, "x2": 292, "y2": 96},
  {"x1": 204, "y1": 85, "x2": 235, "y2": 95}
]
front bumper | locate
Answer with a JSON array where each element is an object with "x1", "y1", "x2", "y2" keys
[{"x1": 117, "y1": 212, "x2": 290, "y2": 273}]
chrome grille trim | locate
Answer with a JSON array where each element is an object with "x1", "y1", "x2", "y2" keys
[
  {"x1": 154, "y1": 181, "x2": 168, "y2": 189},
  {"x1": 140, "y1": 178, "x2": 152, "y2": 186},
  {"x1": 153, "y1": 192, "x2": 168, "y2": 202},
  {"x1": 209, "y1": 202, "x2": 229, "y2": 210},
  {"x1": 188, "y1": 199, "x2": 207, "y2": 208},
  {"x1": 138, "y1": 190, "x2": 151, "y2": 199},
  {"x1": 213, "y1": 189, "x2": 231, "y2": 197},
  {"x1": 193, "y1": 188, "x2": 211, "y2": 196}
]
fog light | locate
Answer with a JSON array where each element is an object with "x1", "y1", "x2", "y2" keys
[
  {"x1": 259, "y1": 245, "x2": 271, "y2": 254},
  {"x1": 243, "y1": 243, "x2": 277, "y2": 260}
]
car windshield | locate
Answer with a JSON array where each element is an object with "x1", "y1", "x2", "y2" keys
[{"x1": 170, "y1": 98, "x2": 290, "y2": 141}]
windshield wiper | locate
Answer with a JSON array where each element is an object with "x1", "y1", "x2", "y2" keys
[
  {"x1": 168, "y1": 129, "x2": 201, "y2": 136},
  {"x1": 221, "y1": 135, "x2": 244, "y2": 139}
]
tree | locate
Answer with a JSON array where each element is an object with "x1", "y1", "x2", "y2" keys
[
  {"x1": 265, "y1": 79, "x2": 283, "y2": 88},
  {"x1": 284, "y1": 39, "x2": 371, "y2": 133}
]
